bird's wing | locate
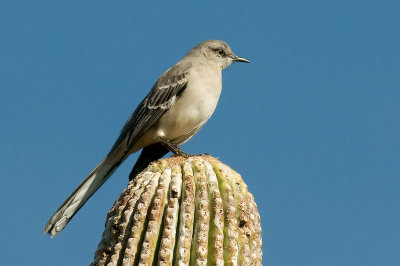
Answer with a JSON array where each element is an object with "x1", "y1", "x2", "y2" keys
[
  {"x1": 109, "y1": 62, "x2": 191, "y2": 154},
  {"x1": 44, "y1": 63, "x2": 190, "y2": 236}
]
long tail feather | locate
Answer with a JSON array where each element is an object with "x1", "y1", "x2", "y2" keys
[{"x1": 44, "y1": 151, "x2": 125, "y2": 237}]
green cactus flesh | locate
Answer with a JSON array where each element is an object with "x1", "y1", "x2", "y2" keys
[{"x1": 92, "y1": 156, "x2": 262, "y2": 266}]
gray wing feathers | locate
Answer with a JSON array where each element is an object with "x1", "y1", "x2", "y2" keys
[
  {"x1": 110, "y1": 62, "x2": 190, "y2": 153},
  {"x1": 44, "y1": 62, "x2": 190, "y2": 236}
]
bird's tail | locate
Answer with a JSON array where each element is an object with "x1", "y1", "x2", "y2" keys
[{"x1": 44, "y1": 150, "x2": 126, "y2": 237}]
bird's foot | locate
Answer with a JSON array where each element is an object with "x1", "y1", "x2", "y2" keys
[
  {"x1": 195, "y1": 153, "x2": 211, "y2": 157},
  {"x1": 159, "y1": 136, "x2": 190, "y2": 158},
  {"x1": 172, "y1": 149, "x2": 191, "y2": 158},
  {"x1": 171, "y1": 152, "x2": 189, "y2": 158},
  {"x1": 171, "y1": 152, "x2": 211, "y2": 158}
]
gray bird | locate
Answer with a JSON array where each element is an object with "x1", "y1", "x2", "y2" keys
[{"x1": 44, "y1": 40, "x2": 249, "y2": 237}]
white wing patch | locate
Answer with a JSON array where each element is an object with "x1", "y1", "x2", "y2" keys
[{"x1": 148, "y1": 94, "x2": 177, "y2": 110}]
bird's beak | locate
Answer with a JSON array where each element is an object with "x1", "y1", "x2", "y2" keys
[{"x1": 232, "y1": 56, "x2": 250, "y2": 63}]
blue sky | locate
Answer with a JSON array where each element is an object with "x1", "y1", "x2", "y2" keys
[{"x1": 1, "y1": 1, "x2": 399, "y2": 265}]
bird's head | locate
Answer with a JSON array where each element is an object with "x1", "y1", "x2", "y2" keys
[{"x1": 191, "y1": 40, "x2": 249, "y2": 70}]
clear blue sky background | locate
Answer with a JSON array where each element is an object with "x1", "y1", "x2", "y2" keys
[{"x1": 1, "y1": 1, "x2": 399, "y2": 265}]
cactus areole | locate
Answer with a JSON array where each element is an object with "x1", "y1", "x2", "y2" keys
[{"x1": 92, "y1": 156, "x2": 262, "y2": 266}]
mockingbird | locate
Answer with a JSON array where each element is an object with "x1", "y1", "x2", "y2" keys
[{"x1": 44, "y1": 40, "x2": 249, "y2": 237}]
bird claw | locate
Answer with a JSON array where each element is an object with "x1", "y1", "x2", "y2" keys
[
  {"x1": 196, "y1": 153, "x2": 210, "y2": 157},
  {"x1": 171, "y1": 152, "x2": 210, "y2": 158},
  {"x1": 171, "y1": 151, "x2": 191, "y2": 158}
]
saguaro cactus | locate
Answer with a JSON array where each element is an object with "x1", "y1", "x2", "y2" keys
[{"x1": 92, "y1": 156, "x2": 262, "y2": 266}]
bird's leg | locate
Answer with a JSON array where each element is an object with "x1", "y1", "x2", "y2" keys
[{"x1": 159, "y1": 136, "x2": 190, "y2": 158}]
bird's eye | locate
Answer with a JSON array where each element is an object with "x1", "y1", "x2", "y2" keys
[{"x1": 217, "y1": 49, "x2": 225, "y2": 56}]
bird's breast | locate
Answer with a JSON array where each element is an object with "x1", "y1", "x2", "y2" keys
[{"x1": 156, "y1": 65, "x2": 222, "y2": 143}]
